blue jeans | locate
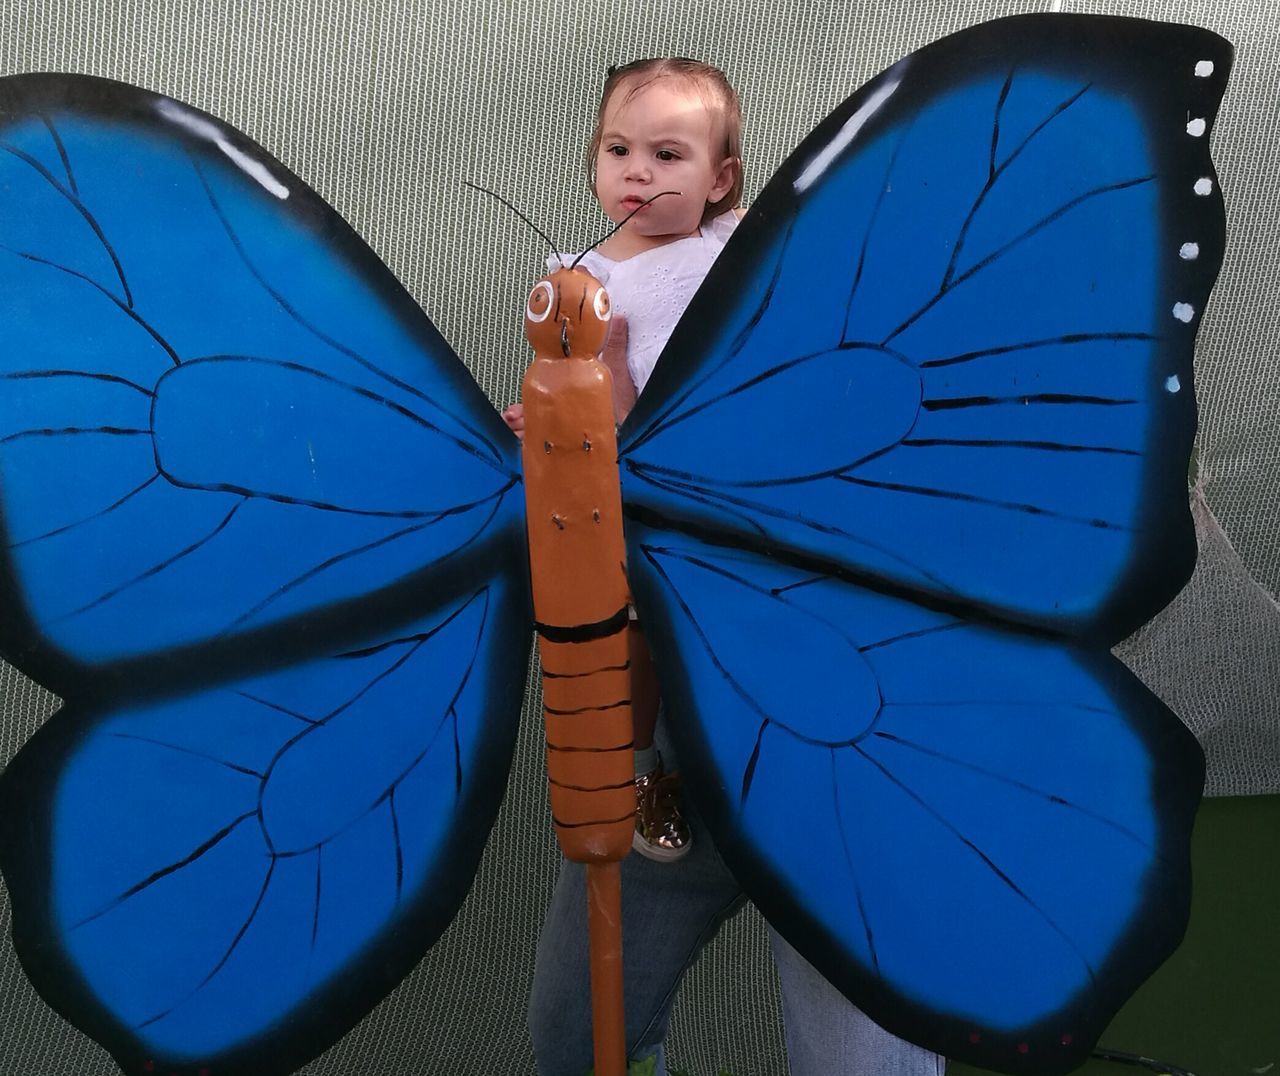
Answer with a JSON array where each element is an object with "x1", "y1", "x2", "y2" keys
[{"x1": 528, "y1": 772, "x2": 945, "y2": 1075}]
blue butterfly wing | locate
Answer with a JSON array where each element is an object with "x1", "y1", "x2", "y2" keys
[
  {"x1": 622, "y1": 15, "x2": 1228, "y2": 641},
  {"x1": 0, "y1": 74, "x2": 523, "y2": 684},
  {"x1": 626, "y1": 526, "x2": 1203, "y2": 1072},
  {"x1": 620, "y1": 15, "x2": 1228, "y2": 1073},
  {"x1": 0, "y1": 74, "x2": 532, "y2": 1073},
  {"x1": 0, "y1": 581, "x2": 529, "y2": 1075}
]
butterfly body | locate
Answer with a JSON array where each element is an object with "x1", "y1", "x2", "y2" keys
[
  {"x1": 0, "y1": 14, "x2": 1231, "y2": 1076},
  {"x1": 521, "y1": 266, "x2": 636, "y2": 863}
]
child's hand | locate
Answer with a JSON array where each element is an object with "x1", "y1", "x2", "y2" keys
[
  {"x1": 599, "y1": 315, "x2": 636, "y2": 423},
  {"x1": 501, "y1": 402, "x2": 525, "y2": 440}
]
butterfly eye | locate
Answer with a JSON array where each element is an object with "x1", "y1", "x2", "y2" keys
[
  {"x1": 526, "y1": 280, "x2": 554, "y2": 322},
  {"x1": 593, "y1": 287, "x2": 611, "y2": 322}
]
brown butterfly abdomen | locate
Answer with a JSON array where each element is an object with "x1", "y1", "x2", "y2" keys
[{"x1": 522, "y1": 268, "x2": 634, "y2": 863}]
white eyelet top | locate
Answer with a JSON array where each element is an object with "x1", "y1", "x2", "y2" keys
[{"x1": 550, "y1": 211, "x2": 739, "y2": 393}]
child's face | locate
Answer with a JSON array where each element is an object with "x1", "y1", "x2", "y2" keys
[{"x1": 594, "y1": 77, "x2": 736, "y2": 258}]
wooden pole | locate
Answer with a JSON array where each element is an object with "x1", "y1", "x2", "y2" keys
[
  {"x1": 521, "y1": 267, "x2": 635, "y2": 1076},
  {"x1": 587, "y1": 861, "x2": 626, "y2": 1076}
]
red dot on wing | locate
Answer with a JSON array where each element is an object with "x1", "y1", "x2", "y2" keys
[
  {"x1": 968, "y1": 1031, "x2": 981, "y2": 1044},
  {"x1": 1017, "y1": 1042, "x2": 1030, "y2": 1054},
  {"x1": 1061, "y1": 1033, "x2": 1074, "y2": 1046}
]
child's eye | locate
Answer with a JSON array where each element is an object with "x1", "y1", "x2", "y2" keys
[
  {"x1": 606, "y1": 145, "x2": 627, "y2": 157},
  {"x1": 656, "y1": 150, "x2": 679, "y2": 161}
]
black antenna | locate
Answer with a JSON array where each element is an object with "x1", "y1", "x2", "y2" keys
[
  {"x1": 464, "y1": 181, "x2": 565, "y2": 267},
  {"x1": 570, "y1": 191, "x2": 680, "y2": 269}
]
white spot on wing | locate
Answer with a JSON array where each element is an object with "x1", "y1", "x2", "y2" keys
[
  {"x1": 156, "y1": 99, "x2": 290, "y2": 200},
  {"x1": 1172, "y1": 302, "x2": 1195, "y2": 323},
  {"x1": 1186, "y1": 117, "x2": 1206, "y2": 137},
  {"x1": 794, "y1": 70, "x2": 905, "y2": 193},
  {"x1": 1180, "y1": 242, "x2": 1200, "y2": 260},
  {"x1": 1195, "y1": 60, "x2": 1215, "y2": 77},
  {"x1": 1194, "y1": 177, "x2": 1213, "y2": 196},
  {"x1": 1166, "y1": 374, "x2": 1181, "y2": 393}
]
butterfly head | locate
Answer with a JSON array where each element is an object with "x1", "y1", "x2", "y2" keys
[{"x1": 525, "y1": 267, "x2": 612, "y2": 361}]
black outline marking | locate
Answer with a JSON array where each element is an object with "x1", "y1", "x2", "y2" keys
[
  {"x1": 1, "y1": 137, "x2": 132, "y2": 305},
  {"x1": 450, "y1": 703, "x2": 463, "y2": 795},
  {"x1": 842, "y1": 128, "x2": 913, "y2": 343},
  {"x1": 190, "y1": 157, "x2": 508, "y2": 469},
  {"x1": 535, "y1": 606, "x2": 630, "y2": 643},
  {"x1": 628, "y1": 470, "x2": 957, "y2": 591},
  {"x1": 542, "y1": 660, "x2": 630, "y2": 679},
  {"x1": 310, "y1": 846, "x2": 323, "y2": 950},
  {"x1": 0, "y1": 425, "x2": 149, "y2": 446},
  {"x1": 921, "y1": 392, "x2": 1136, "y2": 411},
  {"x1": 545, "y1": 741, "x2": 635, "y2": 753},
  {"x1": 884, "y1": 175, "x2": 1156, "y2": 346},
  {"x1": 53, "y1": 498, "x2": 248, "y2": 622},
  {"x1": 70, "y1": 811, "x2": 258, "y2": 929},
  {"x1": 902, "y1": 438, "x2": 1138, "y2": 456},
  {"x1": 920, "y1": 332, "x2": 1159, "y2": 369},
  {"x1": 643, "y1": 544, "x2": 883, "y2": 751},
  {"x1": 870, "y1": 730, "x2": 1155, "y2": 852},
  {"x1": 740, "y1": 719, "x2": 769, "y2": 808},
  {"x1": 7, "y1": 475, "x2": 161, "y2": 550},
  {"x1": 40, "y1": 112, "x2": 76, "y2": 194},
  {"x1": 547, "y1": 776, "x2": 636, "y2": 793},
  {"x1": 830, "y1": 747, "x2": 880, "y2": 977},
  {"x1": 134, "y1": 859, "x2": 278, "y2": 1031},
  {"x1": 855, "y1": 742, "x2": 1099, "y2": 984},
  {"x1": 235, "y1": 691, "x2": 321, "y2": 726},
  {"x1": 941, "y1": 77, "x2": 1093, "y2": 291},
  {"x1": 836, "y1": 473, "x2": 1128, "y2": 530},
  {"x1": 106, "y1": 732, "x2": 265, "y2": 778},
  {"x1": 858, "y1": 622, "x2": 963, "y2": 653},
  {"x1": 388, "y1": 791, "x2": 404, "y2": 902},
  {"x1": 152, "y1": 354, "x2": 515, "y2": 513},
  {"x1": 220, "y1": 489, "x2": 512, "y2": 635},
  {"x1": 543, "y1": 698, "x2": 631, "y2": 716},
  {"x1": 551, "y1": 810, "x2": 637, "y2": 829},
  {"x1": 2, "y1": 368, "x2": 153, "y2": 396},
  {"x1": 624, "y1": 340, "x2": 915, "y2": 464},
  {"x1": 0, "y1": 244, "x2": 180, "y2": 364}
]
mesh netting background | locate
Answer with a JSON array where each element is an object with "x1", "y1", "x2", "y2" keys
[{"x1": 1, "y1": 0, "x2": 1276, "y2": 1072}]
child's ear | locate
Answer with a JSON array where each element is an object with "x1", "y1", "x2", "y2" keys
[{"x1": 708, "y1": 155, "x2": 739, "y2": 203}]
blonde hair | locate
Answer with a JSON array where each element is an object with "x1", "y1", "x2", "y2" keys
[{"x1": 586, "y1": 57, "x2": 744, "y2": 223}]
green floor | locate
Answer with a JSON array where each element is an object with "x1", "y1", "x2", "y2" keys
[{"x1": 948, "y1": 795, "x2": 1280, "y2": 1076}]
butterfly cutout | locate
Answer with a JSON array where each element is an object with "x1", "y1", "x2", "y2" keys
[{"x1": 0, "y1": 14, "x2": 1229, "y2": 1076}]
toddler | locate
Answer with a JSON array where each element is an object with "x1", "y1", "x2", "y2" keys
[
  {"x1": 503, "y1": 56, "x2": 742, "y2": 863},
  {"x1": 513, "y1": 58, "x2": 945, "y2": 1076}
]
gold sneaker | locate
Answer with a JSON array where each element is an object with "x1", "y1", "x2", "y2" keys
[{"x1": 633, "y1": 763, "x2": 693, "y2": 862}]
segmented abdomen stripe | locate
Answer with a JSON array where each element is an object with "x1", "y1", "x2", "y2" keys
[{"x1": 535, "y1": 605, "x2": 630, "y2": 643}]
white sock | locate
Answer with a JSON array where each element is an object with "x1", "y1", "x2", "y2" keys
[{"x1": 633, "y1": 744, "x2": 658, "y2": 777}]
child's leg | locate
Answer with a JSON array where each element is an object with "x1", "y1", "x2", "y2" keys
[
  {"x1": 630, "y1": 621, "x2": 659, "y2": 762},
  {"x1": 629, "y1": 624, "x2": 692, "y2": 860},
  {"x1": 768, "y1": 929, "x2": 946, "y2": 1075}
]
